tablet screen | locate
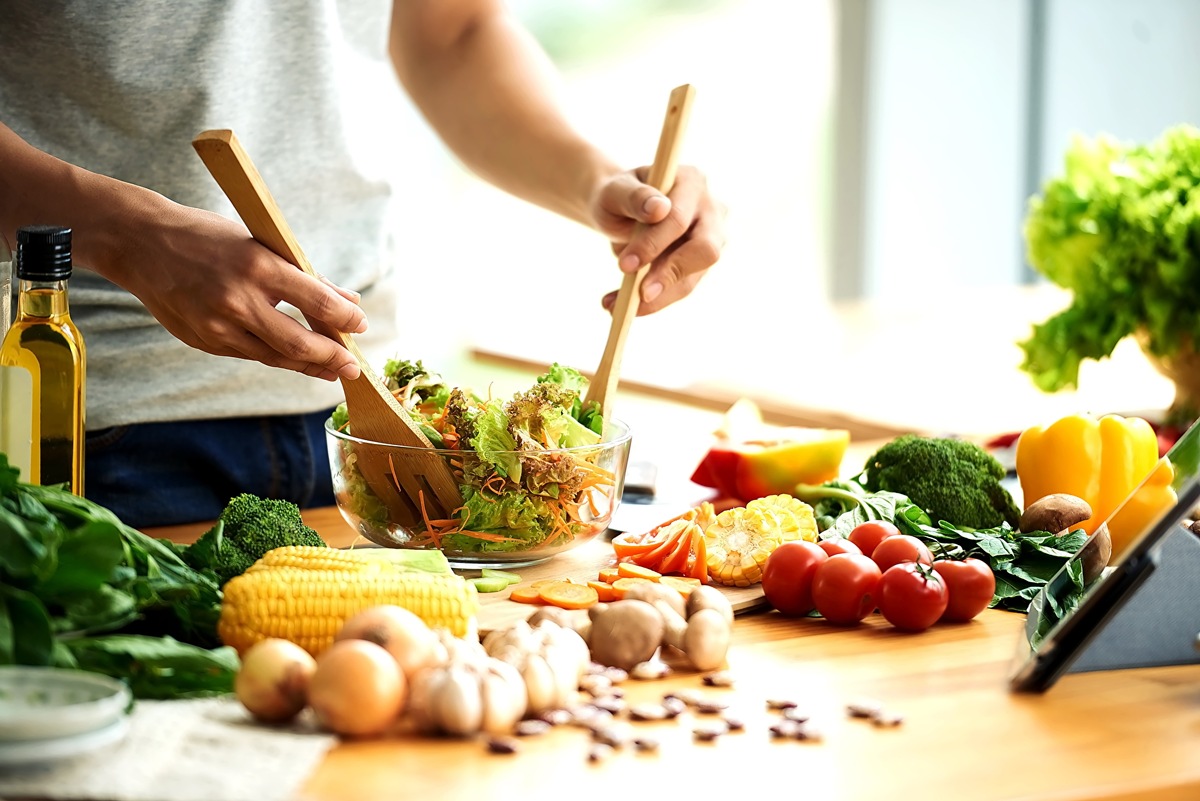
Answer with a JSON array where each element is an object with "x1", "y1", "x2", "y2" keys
[{"x1": 1008, "y1": 416, "x2": 1200, "y2": 692}]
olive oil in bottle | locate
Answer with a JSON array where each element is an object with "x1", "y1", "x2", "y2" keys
[{"x1": 0, "y1": 226, "x2": 85, "y2": 494}]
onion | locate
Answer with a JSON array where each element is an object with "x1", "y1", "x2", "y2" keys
[
  {"x1": 307, "y1": 639, "x2": 406, "y2": 737},
  {"x1": 235, "y1": 638, "x2": 316, "y2": 723},
  {"x1": 335, "y1": 604, "x2": 442, "y2": 679}
]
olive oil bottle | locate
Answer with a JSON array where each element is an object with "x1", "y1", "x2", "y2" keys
[{"x1": 0, "y1": 226, "x2": 85, "y2": 493}]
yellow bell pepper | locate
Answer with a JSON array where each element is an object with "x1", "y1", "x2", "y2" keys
[{"x1": 1015, "y1": 413, "x2": 1174, "y2": 558}]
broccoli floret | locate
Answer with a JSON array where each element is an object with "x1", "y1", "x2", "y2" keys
[
  {"x1": 183, "y1": 493, "x2": 326, "y2": 584},
  {"x1": 860, "y1": 435, "x2": 1020, "y2": 529}
]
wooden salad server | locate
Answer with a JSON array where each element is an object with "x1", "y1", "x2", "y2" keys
[
  {"x1": 583, "y1": 84, "x2": 696, "y2": 422},
  {"x1": 192, "y1": 129, "x2": 463, "y2": 533}
]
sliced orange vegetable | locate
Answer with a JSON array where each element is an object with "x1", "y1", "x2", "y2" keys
[
  {"x1": 663, "y1": 521, "x2": 706, "y2": 576},
  {"x1": 611, "y1": 576, "x2": 656, "y2": 599},
  {"x1": 597, "y1": 566, "x2": 621, "y2": 584},
  {"x1": 510, "y1": 586, "x2": 546, "y2": 604},
  {"x1": 660, "y1": 575, "x2": 702, "y2": 597},
  {"x1": 686, "y1": 524, "x2": 709, "y2": 583},
  {"x1": 538, "y1": 580, "x2": 600, "y2": 610},
  {"x1": 612, "y1": 529, "x2": 669, "y2": 559},
  {"x1": 528, "y1": 577, "x2": 577, "y2": 589},
  {"x1": 617, "y1": 562, "x2": 662, "y2": 581},
  {"x1": 587, "y1": 580, "x2": 618, "y2": 602}
]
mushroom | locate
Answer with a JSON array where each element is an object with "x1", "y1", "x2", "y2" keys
[
  {"x1": 1019, "y1": 493, "x2": 1093, "y2": 535},
  {"x1": 587, "y1": 600, "x2": 664, "y2": 671},
  {"x1": 620, "y1": 580, "x2": 687, "y2": 619},
  {"x1": 1078, "y1": 523, "x2": 1113, "y2": 585},
  {"x1": 656, "y1": 598, "x2": 731, "y2": 673},
  {"x1": 686, "y1": 584, "x2": 735, "y2": 628}
]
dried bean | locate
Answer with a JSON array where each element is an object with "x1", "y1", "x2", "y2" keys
[
  {"x1": 633, "y1": 736, "x2": 660, "y2": 753},
  {"x1": 592, "y1": 725, "x2": 630, "y2": 749},
  {"x1": 722, "y1": 714, "x2": 745, "y2": 732},
  {"x1": 603, "y1": 667, "x2": 629, "y2": 684},
  {"x1": 694, "y1": 698, "x2": 730, "y2": 715},
  {"x1": 579, "y1": 674, "x2": 612, "y2": 696},
  {"x1": 769, "y1": 719, "x2": 801, "y2": 739},
  {"x1": 781, "y1": 707, "x2": 810, "y2": 723},
  {"x1": 693, "y1": 721, "x2": 728, "y2": 742},
  {"x1": 486, "y1": 736, "x2": 519, "y2": 755},
  {"x1": 542, "y1": 708, "x2": 572, "y2": 726},
  {"x1": 588, "y1": 743, "x2": 615, "y2": 763},
  {"x1": 794, "y1": 722, "x2": 824, "y2": 742},
  {"x1": 766, "y1": 698, "x2": 798, "y2": 711},
  {"x1": 702, "y1": 670, "x2": 736, "y2": 688},
  {"x1": 872, "y1": 710, "x2": 905, "y2": 728},
  {"x1": 591, "y1": 695, "x2": 625, "y2": 715},
  {"x1": 846, "y1": 698, "x2": 884, "y2": 719},
  {"x1": 629, "y1": 704, "x2": 669, "y2": 722},
  {"x1": 661, "y1": 697, "x2": 687, "y2": 718},
  {"x1": 630, "y1": 661, "x2": 672, "y2": 680},
  {"x1": 514, "y1": 719, "x2": 552, "y2": 737}
]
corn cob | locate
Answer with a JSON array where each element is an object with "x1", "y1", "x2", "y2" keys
[
  {"x1": 704, "y1": 506, "x2": 783, "y2": 587},
  {"x1": 218, "y1": 550, "x2": 479, "y2": 656},
  {"x1": 249, "y1": 545, "x2": 452, "y2": 574}
]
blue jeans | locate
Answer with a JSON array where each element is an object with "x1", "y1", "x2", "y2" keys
[{"x1": 85, "y1": 408, "x2": 337, "y2": 529}]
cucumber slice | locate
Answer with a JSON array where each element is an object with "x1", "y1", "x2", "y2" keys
[
  {"x1": 470, "y1": 576, "x2": 512, "y2": 593},
  {"x1": 481, "y1": 568, "x2": 521, "y2": 586}
]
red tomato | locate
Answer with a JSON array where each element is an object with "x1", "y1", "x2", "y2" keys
[
  {"x1": 847, "y1": 521, "x2": 900, "y2": 558},
  {"x1": 932, "y1": 558, "x2": 996, "y2": 622},
  {"x1": 761, "y1": 541, "x2": 829, "y2": 617},
  {"x1": 818, "y1": 538, "x2": 862, "y2": 557},
  {"x1": 811, "y1": 554, "x2": 882, "y2": 625},
  {"x1": 877, "y1": 563, "x2": 949, "y2": 632},
  {"x1": 871, "y1": 534, "x2": 933, "y2": 572}
]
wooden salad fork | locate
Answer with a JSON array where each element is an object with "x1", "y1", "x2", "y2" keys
[
  {"x1": 584, "y1": 84, "x2": 697, "y2": 422},
  {"x1": 192, "y1": 130, "x2": 463, "y2": 534}
]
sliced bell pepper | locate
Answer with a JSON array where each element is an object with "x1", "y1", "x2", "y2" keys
[{"x1": 691, "y1": 427, "x2": 851, "y2": 503}]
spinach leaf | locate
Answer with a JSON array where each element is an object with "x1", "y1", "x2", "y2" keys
[
  {"x1": 0, "y1": 585, "x2": 54, "y2": 665},
  {"x1": 64, "y1": 635, "x2": 238, "y2": 700},
  {"x1": 37, "y1": 520, "x2": 125, "y2": 598}
]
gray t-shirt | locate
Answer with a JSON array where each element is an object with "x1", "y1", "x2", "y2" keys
[{"x1": 0, "y1": 0, "x2": 404, "y2": 429}]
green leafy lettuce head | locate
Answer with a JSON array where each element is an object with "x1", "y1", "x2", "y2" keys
[{"x1": 1020, "y1": 124, "x2": 1200, "y2": 396}]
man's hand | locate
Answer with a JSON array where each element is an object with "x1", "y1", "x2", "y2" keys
[{"x1": 591, "y1": 165, "x2": 727, "y2": 316}]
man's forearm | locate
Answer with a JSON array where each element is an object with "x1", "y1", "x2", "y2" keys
[
  {"x1": 389, "y1": 1, "x2": 622, "y2": 227},
  {"x1": 0, "y1": 122, "x2": 161, "y2": 276}
]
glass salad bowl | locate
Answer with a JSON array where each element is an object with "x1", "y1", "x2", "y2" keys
[{"x1": 325, "y1": 417, "x2": 632, "y2": 567}]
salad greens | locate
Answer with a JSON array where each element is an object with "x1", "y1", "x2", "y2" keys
[
  {"x1": 1020, "y1": 123, "x2": 1200, "y2": 423},
  {"x1": 795, "y1": 479, "x2": 1087, "y2": 612},
  {"x1": 331, "y1": 360, "x2": 621, "y2": 553},
  {"x1": 0, "y1": 455, "x2": 236, "y2": 699}
]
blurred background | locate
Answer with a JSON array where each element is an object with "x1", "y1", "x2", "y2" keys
[{"x1": 385, "y1": 0, "x2": 1195, "y2": 438}]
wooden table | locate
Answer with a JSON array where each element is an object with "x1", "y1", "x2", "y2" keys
[{"x1": 150, "y1": 507, "x2": 1200, "y2": 801}]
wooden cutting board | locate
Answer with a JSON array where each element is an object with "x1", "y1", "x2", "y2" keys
[{"x1": 463, "y1": 534, "x2": 768, "y2": 633}]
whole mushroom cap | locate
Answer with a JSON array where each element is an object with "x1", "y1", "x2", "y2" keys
[{"x1": 587, "y1": 600, "x2": 664, "y2": 671}]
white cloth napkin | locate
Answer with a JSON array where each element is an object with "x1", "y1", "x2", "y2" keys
[{"x1": 0, "y1": 697, "x2": 337, "y2": 801}]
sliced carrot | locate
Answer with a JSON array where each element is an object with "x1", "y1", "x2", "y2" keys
[
  {"x1": 597, "y1": 566, "x2": 622, "y2": 584},
  {"x1": 510, "y1": 586, "x2": 546, "y2": 604},
  {"x1": 587, "y1": 580, "x2": 618, "y2": 602},
  {"x1": 660, "y1": 575, "x2": 702, "y2": 598},
  {"x1": 611, "y1": 576, "x2": 656, "y2": 599},
  {"x1": 617, "y1": 562, "x2": 662, "y2": 581},
  {"x1": 538, "y1": 580, "x2": 600, "y2": 610},
  {"x1": 529, "y1": 577, "x2": 576, "y2": 589}
]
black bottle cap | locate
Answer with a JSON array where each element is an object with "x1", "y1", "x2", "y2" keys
[{"x1": 16, "y1": 225, "x2": 72, "y2": 281}]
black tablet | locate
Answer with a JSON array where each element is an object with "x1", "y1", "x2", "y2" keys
[{"x1": 1008, "y1": 416, "x2": 1200, "y2": 693}]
